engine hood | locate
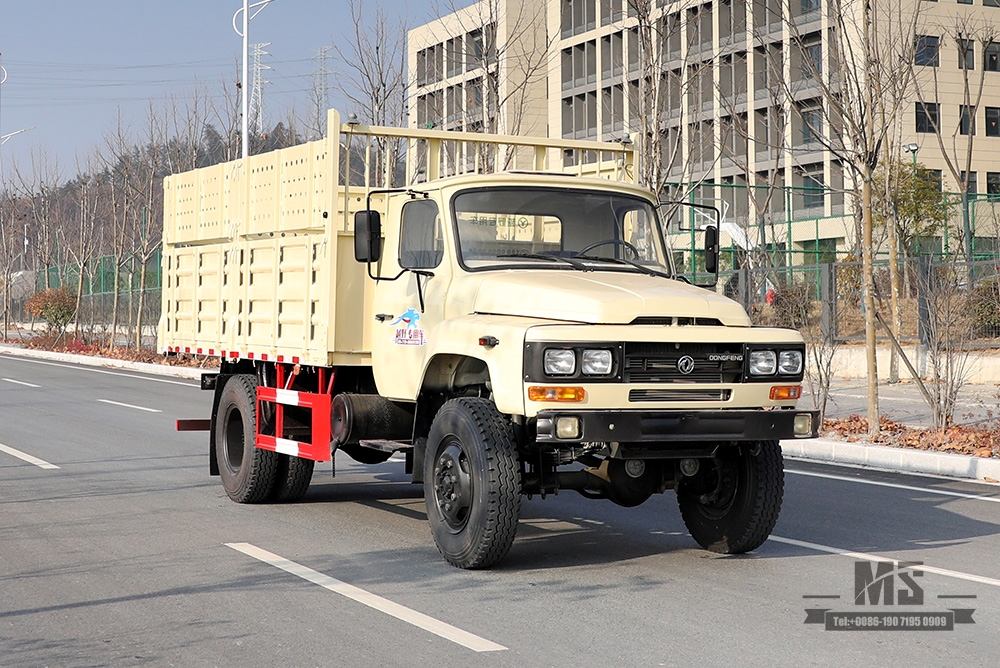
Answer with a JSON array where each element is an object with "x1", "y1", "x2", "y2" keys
[{"x1": 471, "y1": 270, "x2": 751, "y2": 326}]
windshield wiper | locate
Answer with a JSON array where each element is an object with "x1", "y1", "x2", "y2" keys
[
  {"x1": 497, "y1": 252, "x2": 592, "y2": 271},
  {"x1": 572, "y1": 254, "x2": 672, "y2": 280}
]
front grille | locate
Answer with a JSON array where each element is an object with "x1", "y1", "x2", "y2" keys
[
  {"x1": 629, "y1": 389, "x2": 732, "y2": 402},
  {"x1": 623, "y1": 342, "x2": 744, "y2": 384}
]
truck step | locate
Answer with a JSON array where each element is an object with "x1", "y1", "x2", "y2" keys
[{"x1": 358, "y1": 439, "x2": 413, "y2": 453}]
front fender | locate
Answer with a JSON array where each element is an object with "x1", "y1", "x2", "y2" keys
[{"x1": 419, "y1": 315, "x2": 546, "y2": 416}]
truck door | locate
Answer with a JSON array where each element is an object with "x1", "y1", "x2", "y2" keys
[{"x1": 370, "y1": 198, "x2": 450, "y2": 401}]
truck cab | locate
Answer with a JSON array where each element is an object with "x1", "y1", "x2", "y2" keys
[{"x1": 351, "y1": 171, "x2": 817, "y2": 567}]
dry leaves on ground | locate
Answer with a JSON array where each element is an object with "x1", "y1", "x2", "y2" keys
[{"x1": 824, "y1": 414, "x2": 1000, "y2": 459}]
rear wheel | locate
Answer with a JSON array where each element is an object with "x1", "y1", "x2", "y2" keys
[
  {"x1": 269, "y1": 454, "x2": 314, "y2": 502},
  {"x1": 424, "y1": 398, "x2": 521, "y2": 569},
  {"x1": 215, "y1": 375, "x2": 278, "y2": 503},
  {"x1": 676, "y1": 441, "x2": 783, "y2": 554}
]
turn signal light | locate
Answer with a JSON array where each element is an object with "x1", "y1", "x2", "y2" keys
[
  {"x1": 528, "y1": 386, "x2": 587, "y2": 402},
  {"x1": 769, "y1": 385, "x2": 802, "y2": 401}
]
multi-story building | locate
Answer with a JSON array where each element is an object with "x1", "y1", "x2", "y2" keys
[
  {"x1": 408, "y1": 0, "x2": 1000, "y2": 264},
  {"x1": 408, "y1": 0, "x2": 548, "y2": 138}
]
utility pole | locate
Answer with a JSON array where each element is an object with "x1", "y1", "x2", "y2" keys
[{"x1": 233, "y1": 0, "x2": 278, "y2": 160}]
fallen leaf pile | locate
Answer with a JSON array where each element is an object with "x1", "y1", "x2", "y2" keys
[{"x1": 824, "y1": 415, "x2": 1000, "y2": 459}]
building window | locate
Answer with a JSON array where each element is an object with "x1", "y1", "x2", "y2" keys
[
  {"x1": 801, "y1": 39, "x2": 822, "y2": 79},
  {"x1": 959, "y1": 39, "x2": 975, "y2": 70},
  {"x1": 801, "y1": 0, "x2": 822, "y2": 14},
  {"x1": 961, "y1": 171, "x2": 977, "y2": 194},
  {"x1": 960, "y1": 105, "x2": 975, "y2": 135},
  {"x1": 985, "y1": 42, "x2": 1000, "y2": 71},
  {"x1": 801, "y1": 106, "x2": 823, "y2": 145},
  {"x1": 915, "y1": 102, "x2": 939, "y2": 133},
  {"x1": 985, "y1": 0, "x2": 1000, "y2": 7},
  {"x1": 987, "y1": 107, "x2": 1000, "y2": 136},
  {"x1": 988, "y1": 173, "x2": 1000, "y2": 197},
  {"x1": 914, "y1": 35, "x2": 939, "y2": 67},
  {"x1": 958, "y1": 0, "x2": 972, "y2": 4}
]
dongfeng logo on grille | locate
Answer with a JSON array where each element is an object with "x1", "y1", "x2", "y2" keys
[{"x1": 676, "y1": 355, "x2": 696, "y2": 374}]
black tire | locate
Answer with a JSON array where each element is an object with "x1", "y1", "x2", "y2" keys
[
  {"x1": 269, "y1": 454, "x2": 315, "y2": 503},
  {"x1": 215, "y1": 374, "x2": 279, "y2": 503},
  {"x1": 424, "y1": 398, "x2": 521, "y2": 569},
  {"x1": 676, "y1": 440, "x2": 783, "y2": 554}
]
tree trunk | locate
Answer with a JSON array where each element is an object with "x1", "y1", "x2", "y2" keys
[{"x1": 862, "y1": 175, "x2": 880, "y2": 438}]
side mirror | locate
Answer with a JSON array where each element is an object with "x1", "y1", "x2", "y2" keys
[
  {"x1": 704, "y1": 225, "x2": 719, "y2": 275},
  {"x1": 354, "y1": 210, "x2": 382, "y2": 263}
]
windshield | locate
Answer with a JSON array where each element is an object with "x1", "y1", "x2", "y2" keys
[{"x1": 452, "y1": 187, "x2": 672, "y2": 274}]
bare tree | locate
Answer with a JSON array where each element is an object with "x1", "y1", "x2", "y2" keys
[{"x1": 773, "y1": 0, "x2": 922, "y2": 437}]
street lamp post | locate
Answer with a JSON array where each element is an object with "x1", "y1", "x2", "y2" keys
[{"x1": 233, "y1": 0, "x2": 278, "y2": 161}]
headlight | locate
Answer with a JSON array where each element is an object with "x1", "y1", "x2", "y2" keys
[
  {"x1": 581, "y1": 349, "x2": 613, "y2": 375},
  {"x1": 748, "y1": 350, "x2": 776, "y2": 375},
  {"x1": 779, "y1": 350, "x2": 803, "y2": 375},
  {"x1": 543, "y1": 349, "x2": 576, "y2": 375}
]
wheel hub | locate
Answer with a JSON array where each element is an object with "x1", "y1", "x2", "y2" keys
[{"x1": 433, "y1": 442, "x2": 473, "y2": 531}]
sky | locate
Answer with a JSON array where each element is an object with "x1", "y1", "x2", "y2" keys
[{"x1": 0, "y1": 0, "x2": 440, "y2": 179}]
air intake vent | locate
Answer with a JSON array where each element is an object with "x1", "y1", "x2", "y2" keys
[
  {"x1": 629, "y1": 389, "x2": 732, "y2": 402},
  {"x1": 631, "y1": 316, "x2": 724, "y2": 326}
]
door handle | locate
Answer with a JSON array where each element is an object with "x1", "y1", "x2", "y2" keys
[{"x1": 375, "y1": 313, "x2": 393, "y2": 322}]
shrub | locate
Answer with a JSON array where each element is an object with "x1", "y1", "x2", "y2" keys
[{"x1": 25, "y1": 287, "x2": 77, "y2": 331}]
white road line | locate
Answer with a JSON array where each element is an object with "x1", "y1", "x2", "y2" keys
[
  {"x1": 2, "y1": 377, "x2": 41, "y2": 388},
  {"x1": 226, "y1": 542, "x2": 507, "y2": 652},
  {"x1": 0, "y1": 442, "x2": 60, "y2": 469},
  {"x1": 769, "y1": 535, "x2": 1000, "y2": 588},
  {"x1": 786, "y1": 468, "x2": 1000, "y2": 503},
  {"x1": 0, "y1": 356, "x2": 198, "y2": 387},
  {"x1": 98, "y1": 399, "x2": 162, "y2": 413}
]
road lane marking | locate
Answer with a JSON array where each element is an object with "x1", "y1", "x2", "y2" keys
[
  {"x1": 226, "y1": 542, "x2": 507, "y2": 652},
  {"x1": 786, "y1": 468, "x2": 1000, "y2": 503},
  {"x1": 0, "y1": 442, "x2": 60, "y2": 469},
  {"x1": 2, "y1": 378, "x2": 41, "y2": 388},
  {"x1": 0, "y1": 356, "x2": 198, "y2": 387},
  {"x1": 769, "y1": 535, "x2": 1000, "y2": 588},
  {"x1": 98, "y1": 399, "x2": 162, "y2": 413}
]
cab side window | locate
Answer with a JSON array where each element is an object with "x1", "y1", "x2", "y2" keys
[{"x1": 399, "y1": 199, "x2": 443, "y2": 269}]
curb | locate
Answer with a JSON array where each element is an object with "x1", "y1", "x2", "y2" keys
[
  {"x1": 781, "y1": 438, "x2": 1000, "y2": 483},
  {"x1": 2, "y1": 346, "x2": 997, "y2": 483},
  {"x1": 0, "y1": 345, "x2": 204, "y2": 381}
]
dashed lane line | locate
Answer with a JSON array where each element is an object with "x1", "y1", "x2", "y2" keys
[
  {"x1": 0, "y1": 442, "x2": 60, "y2": 469},
  {"x1": 226, "y1": 542, "x2": 507, "y2": 652},
  {"x1": 2, "y1": 378, "x2": 41, "y2": 388},
  {"x1": 98, "y1": 399, "x2": 162, "y2": 413}
]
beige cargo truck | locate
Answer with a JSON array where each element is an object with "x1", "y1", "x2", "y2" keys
[{"x1": 161, "y1": 110, "x2": 819, "y2": 569}]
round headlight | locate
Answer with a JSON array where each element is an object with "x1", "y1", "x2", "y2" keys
[
  {"x1": 543, "y1": 349, "x2": 576, "y2": 375},
  {"x1": 581, "y1": 349, "x2": 613, "y2": 375},
  {"x1": 748, "y1": 350, "x2": 776, "y2": 375},
  {"x1": 779, "y1": 350, "x2": 803, "y2": 375}
]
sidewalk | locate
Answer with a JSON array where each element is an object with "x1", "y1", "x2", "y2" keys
[{"x1": 2, "y1": 344, "x2": 998, "y2": 484}]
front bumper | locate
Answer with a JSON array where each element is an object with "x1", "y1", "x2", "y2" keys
[{"x1": 535, "y1": 409, "x2": 820, "y2": 445}]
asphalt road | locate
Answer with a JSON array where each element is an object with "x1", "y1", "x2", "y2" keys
[{"x1": 2, "y1": 354, "x2": 999, "y2": 667}]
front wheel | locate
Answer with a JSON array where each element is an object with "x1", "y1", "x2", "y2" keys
[
  {"x1": 676, "y1": 441, "x2": 783, "y2": 554},
  {"x1": 424, "y1": 398, "x2": 521, "y2": 569}
]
